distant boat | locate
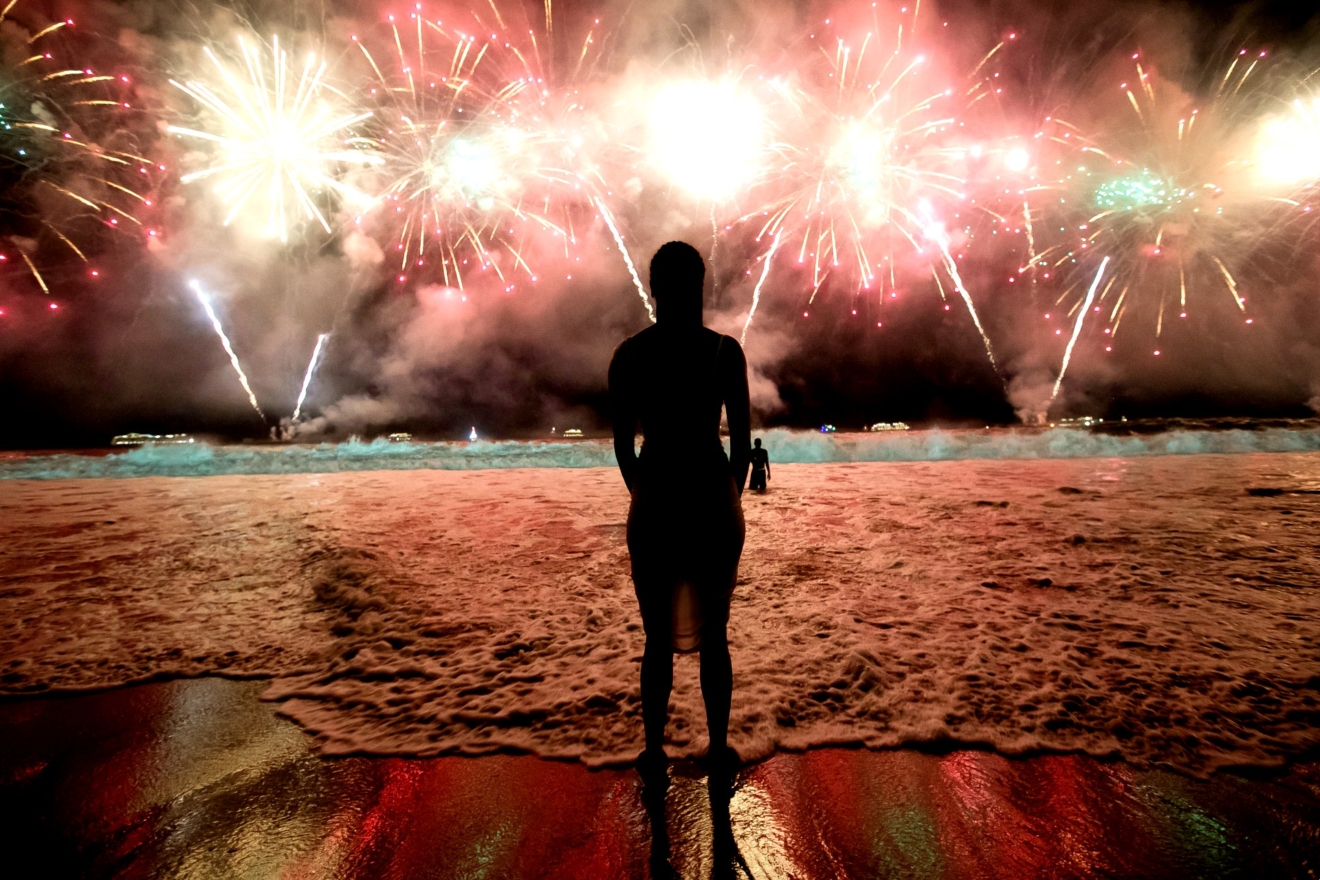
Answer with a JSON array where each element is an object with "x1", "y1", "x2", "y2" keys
[
  {"x1": 819, "y1": 424, "x2": 837, "y2": 433},
  {"x1": 563, "y1": 428, "x2": 584, "y2": 438},
  {"x1": 868, "y1": 422, "x2": 911, "y2": 432},
  {"x1": 387, "y1": 432, "x2": 413, "y2": 443},
  {"x1": 112, "y1": 432, "x2": 195, "y2": 446},
  {"x1": 1056, "y1": 417, "x2": 1101, "y2": 428}
]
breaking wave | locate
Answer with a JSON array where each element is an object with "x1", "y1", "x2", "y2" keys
[{"x1": 5, "y1": 421, "x2": 1320, "y2": 479}]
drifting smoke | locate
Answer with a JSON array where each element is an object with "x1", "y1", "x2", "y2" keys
[{"x1": 0, "y1": 0, "x2": 1319, "y2": 448}]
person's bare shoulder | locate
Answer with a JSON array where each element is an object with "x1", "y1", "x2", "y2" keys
[
  {"x1": 620, "y1": 324, "x2": 663, "y2": 354},
  {"x1": 716, "y1": 332, "x2": 747, "y2": 365},
  {"x1": 610, "y1": 334, "x2": 630, "y2": 361},
  {"x1": 613, "y1": 325, "x2": 651, "y2": 360},
  {"x1": 609, "y1": 334, "x2": 637, "y2": 388}
]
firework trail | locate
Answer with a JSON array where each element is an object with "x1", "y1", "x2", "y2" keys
[
  {"x1": 923, "y1": 216, "x2": 999, "y2": 371},
  {"x1": 1051, "y1": 256, "x2": 1109, "y2": 406},
  {"x1": 594, "y1": 195, "x2": 652, "y2": 321},
  {"x1": 292, "y1": 332, "x2": 330, "y2": 422},
  {"x1": 190, "y1": 281, "x2": 265, "y2": 421},
  {"x1": 742, "y1": 229, "x2": 782, "y2": 344},
  {"x1": 169, "y1": 34, "x2": 381, "y2": 242}
]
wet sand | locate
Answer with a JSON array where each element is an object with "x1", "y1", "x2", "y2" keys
[
  {"x1": 3, "y1": 455, "x2": 1320, "y2": 771},
  {"x1": 1, "y1": 678, "x2": 1317, "y2": 879}
]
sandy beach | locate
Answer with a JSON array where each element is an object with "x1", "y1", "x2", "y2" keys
[{"x1": 3, "y1": 454, "x2": 1319, "y2": 773}]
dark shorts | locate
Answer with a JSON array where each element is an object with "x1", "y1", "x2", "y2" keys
[
  {"x1": 749, "y1": 469, "x2": 766, "y2": 491},
  {"x1": 626, "y1": 472, "x2": 745, "y2": 639}
]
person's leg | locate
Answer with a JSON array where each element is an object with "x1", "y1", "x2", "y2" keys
[
  {"x1": 641, "y1": 621, "x2": 674, "y2": 753},
  {"x1": 632, "y1": 574, "x2": 674, "y2": 755},
  {"x1": 698, "y1": 613, "x2": 732, "y2": 754},
  {"x1": 629, "y1": 488, "x2": 674, "y2": 758},
  {"x1": 700, "y1": 480, "x2": 744, "y2": 760}
]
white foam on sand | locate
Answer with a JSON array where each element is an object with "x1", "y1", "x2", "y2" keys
[{"x1": 2, "y1": 455, "x2": 1319, "y2": 774}]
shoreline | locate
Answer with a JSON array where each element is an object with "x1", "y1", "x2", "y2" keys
[{"x1": 3, "y1": 456, "x2": 1319, "y2": 774}]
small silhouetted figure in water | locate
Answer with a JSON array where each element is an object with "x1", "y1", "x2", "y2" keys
[
  {"x1": 749, "y1": 438, "x2": 770, "y2": 492},
  {"x1": 609, "y1": 241, "x2": 750, "y2": 779}
]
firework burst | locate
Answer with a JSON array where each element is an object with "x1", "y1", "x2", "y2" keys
[
  {"x1": 354, "y1": 3, "x2": 607, "y2": 292},
  {"x1": 728, "y1": 7, "x2": 1004, "y2": 369},
  {"x1": 1247, "y1": 74, "x2": 1320, "y2": 251},
  {"x1": 168, "y1": 33, "x2": 382, "y2": 243},
  {"x1": 647, "y1": 75, "x2": 772, "y2": 205},
  {"x1": 1025, "y1": 50, "x2": 1268, "y2": 366},
  {"x1": 1253, "y1": 91, "x2": 1320, "y2": 191},
  {"x1": 0, "y1": 2, "x2": 151, "y2": 293},
  {"x1": 751, "y1": 48, "x2": 957, "y2": 300}
]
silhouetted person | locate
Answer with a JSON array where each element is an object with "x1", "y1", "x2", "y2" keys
[
  {"x1": 609, "y1": 241, "x2": 751, "y2": 778},
  {"x1": 748, "y1": 438, "x2": 770, "y2": 492}
]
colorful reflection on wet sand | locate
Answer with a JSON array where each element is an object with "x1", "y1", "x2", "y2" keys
[{"x1": 1, "y1": 678, "x2": 1316, "y2": 878}]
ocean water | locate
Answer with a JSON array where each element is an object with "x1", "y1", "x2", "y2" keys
[{"x1": 4, "y1": 420, "x2": 1320, "y2": 480}]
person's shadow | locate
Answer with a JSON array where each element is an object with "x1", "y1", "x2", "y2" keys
[{"x1": 642, "y1": 770, "x2": 750, "y2": 879}]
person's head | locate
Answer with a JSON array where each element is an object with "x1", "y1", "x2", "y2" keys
[
  {"x1": 649, "y1": 241, "x2": 705, "y2": 324},
  {"x1": 754, "y1": 438, "x2": 762, "y2": 448}
]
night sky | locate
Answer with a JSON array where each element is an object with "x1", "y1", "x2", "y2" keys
[{"x1": 1, "y1": 0, "x2": 1318, "y2": 448}]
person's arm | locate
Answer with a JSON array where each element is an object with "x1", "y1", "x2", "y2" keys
[
  {"x1": 765, "y1": 455, "x2": 771, "y2": 480},
  {"x1": 608, "y1": 341, "x2": 640, "y2": 492},
  {"x1": 721, "y1": 337, "x2": 752, "y2": 494}
]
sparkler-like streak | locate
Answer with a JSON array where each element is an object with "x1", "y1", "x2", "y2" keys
[
  {"x1": 190, "y1": 281, "x2": 265, "y2": 421},
  {"x1": 169, "y1": 35, "x2": 381, "y2": 242},
  {"x1": 926, "y1": 220, "x2": 998, "y2": 371},
  {"x1": 1022, "y1": 200, "x2": 1036, "y2": 274},
  {"x1": 594, "y1": 196, "x2": 652, "y2": 321},
  {"x1": 742, "y1": 230, "x2": 783, "y2": 344},
  {"x1": 292, "y1": 332, "x2": 330, "y2": 422},
  {"x1": 1051, "y1": 257, "x2": 1109, "y2": 406}
]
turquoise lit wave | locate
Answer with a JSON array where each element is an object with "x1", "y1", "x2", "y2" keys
[{"x1": 5, "y1": 422, "x2": 1320, "y2": 479}]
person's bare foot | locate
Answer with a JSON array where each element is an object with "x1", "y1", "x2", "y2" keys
[
  {"x1": 697, "y1": 745, "x2": 741, "y2": 776},
  {"x1": 636, "y1": 747, "x2": 669, "y2": 788}
]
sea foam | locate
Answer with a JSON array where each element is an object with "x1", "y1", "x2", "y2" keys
[{"x1": 4, "y1": 424, "x2": 1320, "y2": 480}]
